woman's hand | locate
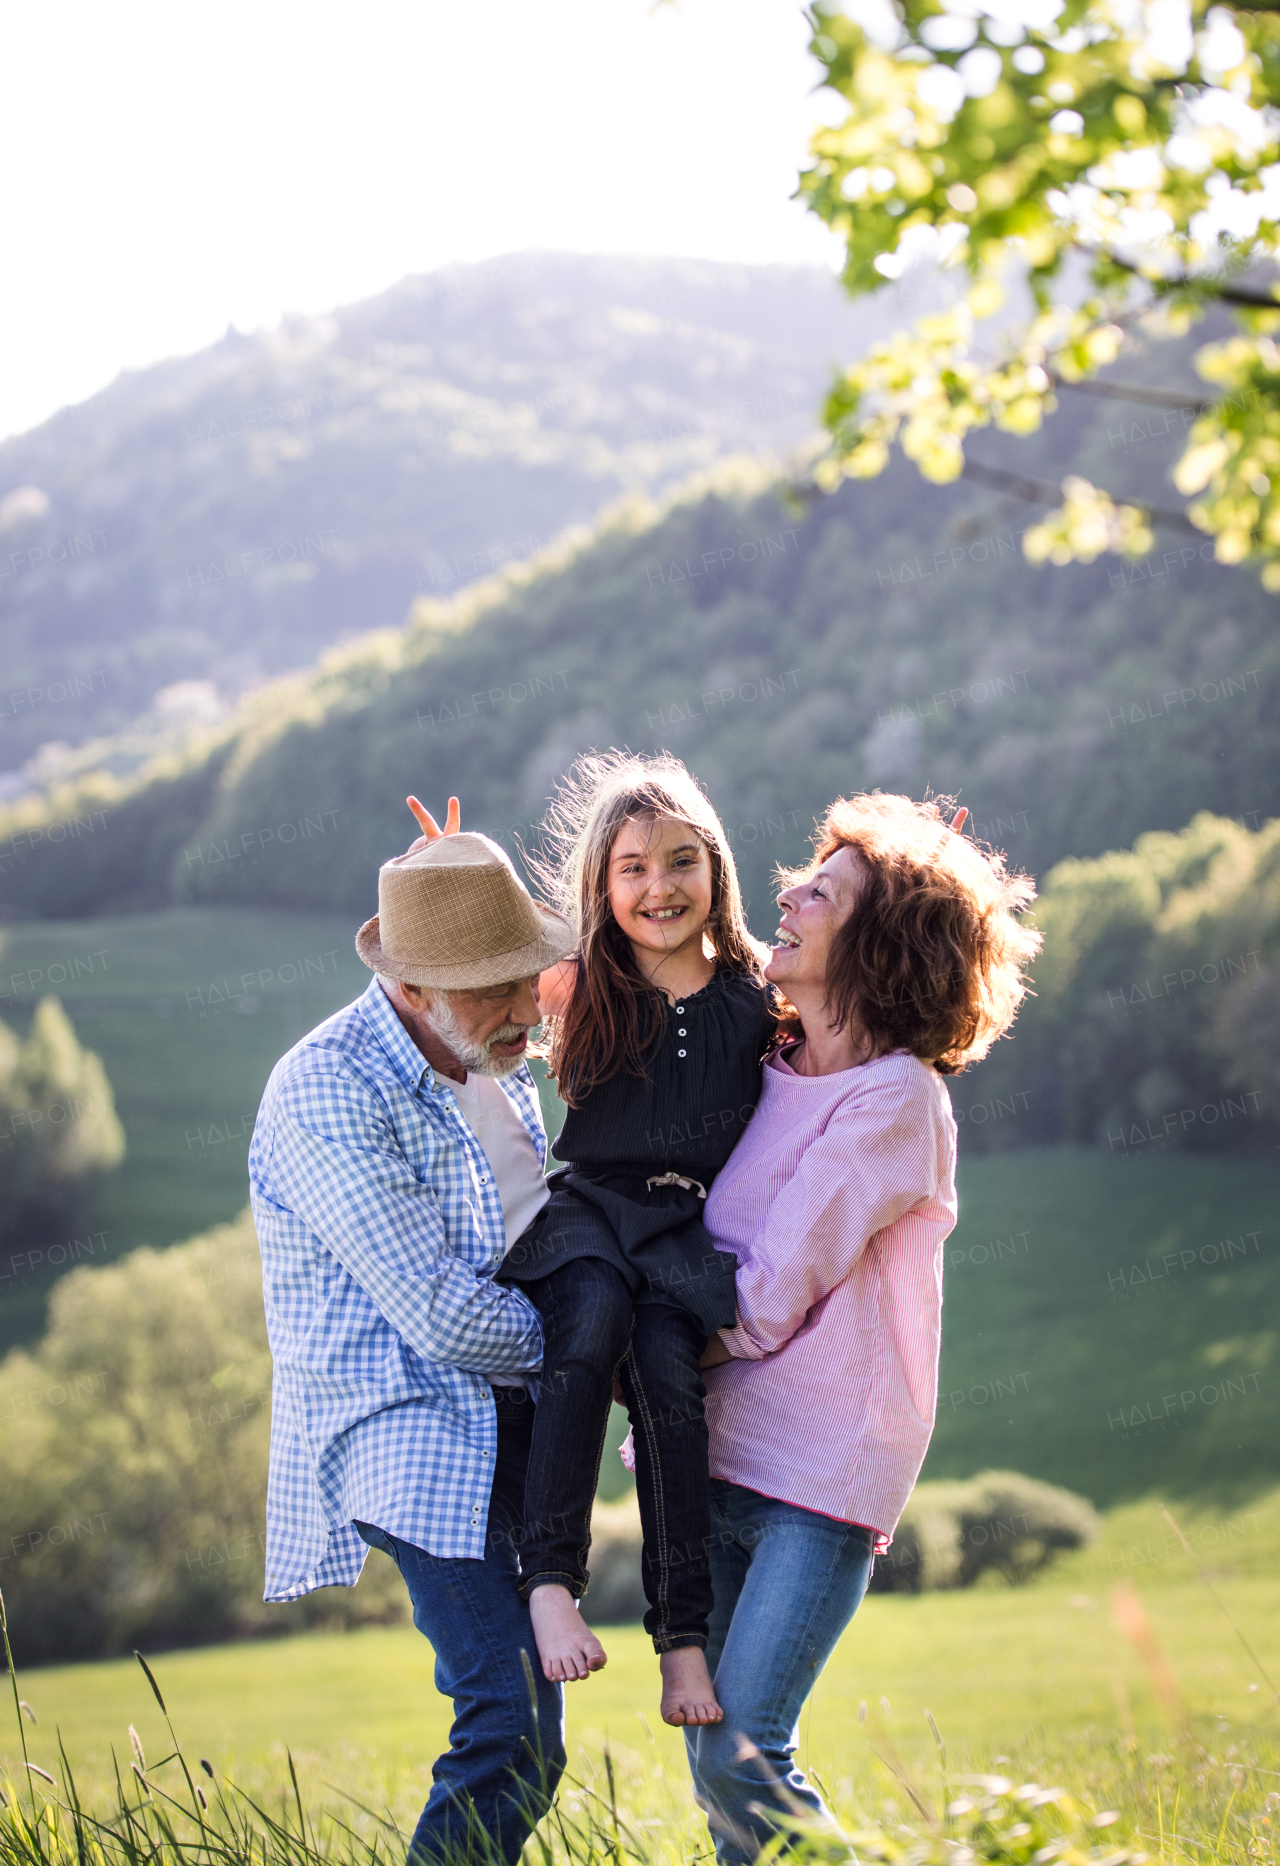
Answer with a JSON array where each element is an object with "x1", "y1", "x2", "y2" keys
[
  {"x1": 403, "y1": 794, "x2": 460, "y2": 856},
  {"x1": 700, "y1": 1332, "x2": 733, "y2": 1369}
]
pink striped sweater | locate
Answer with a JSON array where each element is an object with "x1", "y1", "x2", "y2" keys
[{"x1": 704, "y1": 1046, "x2": 958, "y2": 1543}]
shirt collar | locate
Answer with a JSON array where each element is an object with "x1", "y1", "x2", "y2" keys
[
  {"x1": 359, "y1": 976, "x2": 439, "y2": 1095},
  {"x1": 358, "y1": 977, "x2": 542, "y2": 1126}
]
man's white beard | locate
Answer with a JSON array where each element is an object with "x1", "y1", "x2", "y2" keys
[{"x1": 426, "y1": 995, "x2": 527, "y2": 1079}]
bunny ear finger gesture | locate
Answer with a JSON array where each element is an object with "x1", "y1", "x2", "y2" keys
[
  {"x1": 407, "y1": 793, "x2": 461, "y2": 838},
  {"x1": 403, "y1": 794, "x2": 461, "y2": 854}
]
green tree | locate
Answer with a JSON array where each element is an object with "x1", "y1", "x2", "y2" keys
[
  {"x1": 960, "y1": 810, "x2": 1280, "y2": 1150},
  {"x1": 800, "y1": 0, "x2": 1280, "y2": 583},
  {"x1": 0, "y1": 1212, "x2": 403, "y2": 1663},
  {"x1": 0, "y1": 996, "x2": 126, "y2": 1235}
]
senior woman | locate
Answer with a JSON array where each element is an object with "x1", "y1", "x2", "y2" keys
[{"x1": 686, "y1": 792, "x2": 1040, "y2": 1865}]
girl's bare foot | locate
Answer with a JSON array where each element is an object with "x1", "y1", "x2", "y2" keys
[
  {"x1": 659, "y1": 1647, "x2": 723, "y2": 1725},
  {"x1": 528, "y1": 1584, "x2": 608, "y2": 1683}
]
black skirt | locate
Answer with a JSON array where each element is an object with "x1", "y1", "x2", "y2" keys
[{"x1": 501, "y1": 1169, "x2": 739, "y2": 1335}]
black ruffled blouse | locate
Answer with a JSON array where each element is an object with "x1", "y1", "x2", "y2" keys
[{"x1": 551, "y1": 966, "x2": 776, "y2": 1181}]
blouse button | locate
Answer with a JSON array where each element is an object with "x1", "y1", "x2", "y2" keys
[
  {"x1": 676, "y1": 1006, "x2": 684, "y2": 1013},
  {"x1": 677, "y1": 1028, "x2": 687, "y2": 1036},
  {"x1": 678, "y1": 1049, "x2": 687, "y2": 1058}
]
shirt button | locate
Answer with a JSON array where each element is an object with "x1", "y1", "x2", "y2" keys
[
  {"x1": 676, "y1": 1006, "x2": 684, "y2": 1013},
  {"x1": 678, "y1": 1028, "x2": 687, "y2": 1036},
  {"x1": 678, "y1": 1049, "x2": 687, "y2": 1058},
  {"x1": 481, "y1": 1449, "x2": 490, "y2": 1457}
]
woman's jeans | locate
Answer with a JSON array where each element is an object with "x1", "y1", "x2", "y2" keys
[
  {"x1": 354, "y1": 1386, "x2": 565, "y2": 1866},
  {"x1": 519, "y1": 1256, "x2": 713, "y2": 1650},
  {"x1": 685, "y1": 1478, "x2": 876, "y2": 1866}
]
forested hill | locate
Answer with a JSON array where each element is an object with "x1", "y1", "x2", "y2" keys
[
  {"x1": 0, "y1": 253, "x2": 912, "y2": 778},
  {"x1": 5, "y1": 351, "x2": 1276, "y2": 930}
]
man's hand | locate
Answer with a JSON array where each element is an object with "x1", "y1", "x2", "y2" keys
[
  {"x1": 700, "y1": 1333, "x2": 733, "y2": 1369},
  {"x1": 404, "y1": 794, "x2": 461, "y2": 855}
]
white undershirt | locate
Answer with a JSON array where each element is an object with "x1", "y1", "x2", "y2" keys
[{"x1": 450, "y1": 1071, "x2": 551, "y2": 1253}]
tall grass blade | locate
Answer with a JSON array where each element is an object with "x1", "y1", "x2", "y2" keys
[
  {"x1": 1160, "y1": 1506, "x2": 1280, "y2": 1702},
  {"x1": 0, "y1": 1585, "x2": 37, "y2": 1822},
  {"x1": 131, "y1": 1654, "x2": 167, "y2": 1719},
  {"x1": 286, "y1": 1753, "x2": 308, "y2": 1849},
  {"x1": 868, "y1": 1747, "x2": 932, "y2": 1820},
  {"x1": 926, "y1": 1708, "x2": 949, "y2": 1811}
]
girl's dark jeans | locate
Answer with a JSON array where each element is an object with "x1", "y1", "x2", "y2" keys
[{"x1": 519, "y1": 1255, "x2": 713, "y2": 1651}]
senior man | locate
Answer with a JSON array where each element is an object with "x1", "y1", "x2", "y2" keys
[{"x1": 249, "y1": 807, "x2": 575, "y2": 1866}]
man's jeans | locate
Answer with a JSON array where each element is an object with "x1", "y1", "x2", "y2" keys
[
  {"x1": 355, "y1": 1386, "x2": 565, "y2": 1866},
  {"x1": 684, "y1": 1478, "x2": 876, "y2": 1866}
]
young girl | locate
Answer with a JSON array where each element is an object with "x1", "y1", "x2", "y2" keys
[{"x1": 501, "y1": 753, "x2": 774, "y2": 1726}]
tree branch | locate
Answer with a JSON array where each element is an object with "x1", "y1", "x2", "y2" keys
[
  {"x1": 1103, "y1": 251, "x2": 1280, "y2": 309},
  {"x1": 1049, "y1": 376, "x2": 1211, "y2": 412},
  {"x1": 962, "y1": 458, "x2": 1201, "y2": 529}
]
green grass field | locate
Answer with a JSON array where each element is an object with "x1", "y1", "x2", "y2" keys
[{"x1": 5, "y1": 1490, "x2": 1278, "y2": 1863}]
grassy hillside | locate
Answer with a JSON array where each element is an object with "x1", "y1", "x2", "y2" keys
[
  {"x1": 923, "y1": 1148, "x2": 1279, "y2": 1506},
  {"x1": 0, "y1": 254, "x2": 902, "y2": 777},
  {"x1": 0, "y1": 908, "x2": 368, "y2": 1348}
]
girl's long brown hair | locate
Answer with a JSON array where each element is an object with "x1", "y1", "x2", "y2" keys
[
  {"x1": 771, "y1": 793, "x2": 1041, "y2": 1074},
  {"x1": 533, "y1": 752, "x2": 765, "y2": 1105}
]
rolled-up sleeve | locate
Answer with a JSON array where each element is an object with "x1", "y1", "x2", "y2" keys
[
  {"x1": 269, "y1": 1068, "x2": 543, "y2": 1377},
  {"x1": 718, "y1": 1079, "x2": 940, "y2": 1361}
]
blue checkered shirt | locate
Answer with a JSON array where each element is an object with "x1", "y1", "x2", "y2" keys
[{"x1": 249, "y1": 978, "x2": 546, "y2": 1602}]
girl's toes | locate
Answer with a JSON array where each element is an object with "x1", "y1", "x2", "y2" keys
[{"x1": 658, "y1": 1648, "x2": 721, "y2": 1726}]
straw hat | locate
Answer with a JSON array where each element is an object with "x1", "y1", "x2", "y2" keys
[{"x1": 356, "y1": 833, "x2": 575, "y2": 990}]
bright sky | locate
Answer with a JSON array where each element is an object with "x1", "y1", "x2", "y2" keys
[{"x1": 1, "y1": 0, "x2": 841, "y2": 442}]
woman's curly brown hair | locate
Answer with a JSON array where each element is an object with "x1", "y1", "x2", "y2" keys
[{"x1": 772, "y1": 793, "x2": 1041, "y2": 1075}]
